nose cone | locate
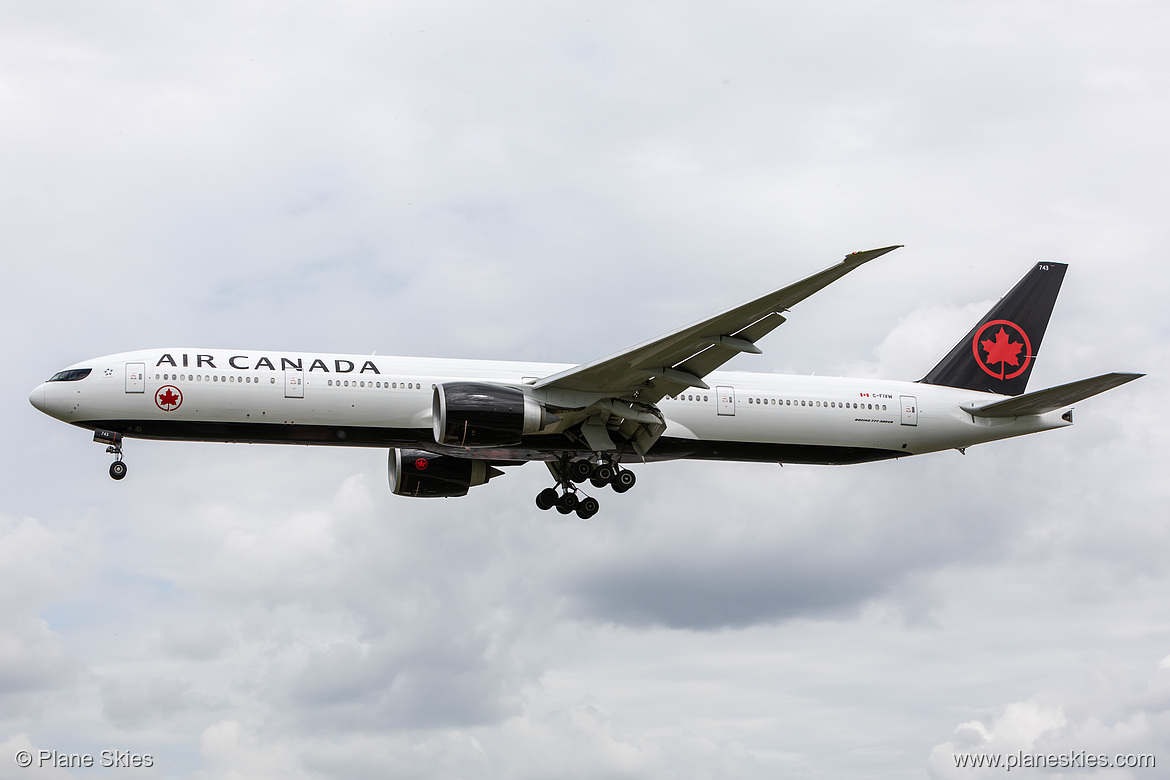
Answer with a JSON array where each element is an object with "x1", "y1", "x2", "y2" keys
[{"x1": 29, "y1": 383, "x2": 47, "y2": 413}]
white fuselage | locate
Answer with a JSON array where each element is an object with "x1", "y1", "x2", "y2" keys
[{"x1": 29, "y1": 348, "x2": 1072, "y2": 465}]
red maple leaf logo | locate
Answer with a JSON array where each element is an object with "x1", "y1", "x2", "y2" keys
[
  {"x1": 415, "y1": 458, "x2": 428, "y2": 470},
  {"x1": 980, "y1": 327, "x2": 1023, "y2": 369},
  {"x1": 155, "y1": 385, "x2": 182, "y2": 411},
  {"x1": 972, "y1": 320, "x2": 1032, "y2": 381}
]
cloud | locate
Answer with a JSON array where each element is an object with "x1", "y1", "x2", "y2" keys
[
  {"x1": 0, "y1": 733, "x2": 75, "y2": 780},
  {"x1": 928, "y1": 657, "x2": 1170, "y2": 779},
  {"x1": 0, "y1": 517, "x2": 84, "y2": 709},
  {"x1": 101, "y1": 677, "x2": 194, "y2": 731}
]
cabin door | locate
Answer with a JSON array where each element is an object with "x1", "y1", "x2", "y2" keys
[
  {"x1": 284, "y1": 371, "x2": 304, "y2": 399},
  {"x1": 717, "y1": 386, "x2": 735, "y2": 416},
  {"x1": 900, "y1": 395, "x2": 918, "y2": 426},
  {"x1": 125, "y1": 363, "x2": 145, "y2": 393}
]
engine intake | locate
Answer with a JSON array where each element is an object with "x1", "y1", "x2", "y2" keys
[
  {"x1": 432, "y1": 382, "x2": 553, "y2": 447},
  {"x1": 388, "y1": 448, "x2": 503, "y2": 498}
]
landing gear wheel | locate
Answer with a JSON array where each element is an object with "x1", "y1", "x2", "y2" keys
[
  {"x1": 612, "y1": 468, "x2": 636, "y2": 493},
  {"x1": 109, "y1": 461, "x2": 127, "y2": 480},
  {"x1": 576, "y1": 496, "x2": 600, "y2": 520},
  {"x1": 568, "y1": 459, "x2": 593, "y2": 483},
  {"x1": 589, "y1": 477, "x2": 608, "y2": 489},
  {"x1": 536, "y1": 487, "x2": 559, "y2": 511},
  {"x1": 556, "y1": 492, "x2": 579, "y2": 514},
  {"x1": 591, "y1": 462, "x2": 615, "y2": 483}
]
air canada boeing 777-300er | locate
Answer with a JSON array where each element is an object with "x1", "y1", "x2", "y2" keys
[{"x1": 30, "y1": 246, "x2": 1142, "y2": 518}]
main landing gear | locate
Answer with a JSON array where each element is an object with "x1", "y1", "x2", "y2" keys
[
  {"x1": 94, "y1": 430, "x2": 127, "y2": 480},
  {"x1": 535, "y1": 457, "x2": 637, "y2": 519}
]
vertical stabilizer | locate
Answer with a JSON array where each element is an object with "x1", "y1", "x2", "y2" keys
[{"x1": 920, "y1": 262, "x2": 1067, "y2": 396}]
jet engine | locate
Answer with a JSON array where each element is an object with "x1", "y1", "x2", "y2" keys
[
  {"x1": 432, "y1": 382, "x2": 556, "y2": 447},
  {"x1": 388, "y1": 448, "x2": 504, "y2": 498}
]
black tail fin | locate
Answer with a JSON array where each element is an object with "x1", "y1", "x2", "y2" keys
[{"x1": 920, "y1": 262, "x2": 1067, "y2": 396}]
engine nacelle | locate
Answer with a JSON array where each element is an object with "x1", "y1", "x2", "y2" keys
[
  {"x1": 388, "y1": 448, "x2": 502, "y2": 498},
  {"x1": 432, "y1": 382, "x2": 552, "y2": 447}
]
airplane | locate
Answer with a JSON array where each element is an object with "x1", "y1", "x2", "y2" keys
[{"x1": 29, "y1": 246, "x2": 1142, "y2": 519}]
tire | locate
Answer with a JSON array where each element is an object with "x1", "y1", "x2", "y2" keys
[
  {"x1": 536, "y1": 488, "x2": 559, "y2": 511},
  {"x1": 556, "y1": 492, "x2": 579, "y2": 512},
  {"x1": 109, "y1": 461, "x2": 127, "y2": 480},
  {"x1": 576, "y1": 496, "x2": 600, "y2": 520},
  {"x1": 592, "y1": 463, "x2": 615, "y2": 483},
  {"x1": 612, "y1": 469, "x2": 635, "y2": 493},
  {"x1": 568, "y1": 459, "x2": 592, "y2": 483},
  {"x1": 589, "y1": 477, "x2": 608, "y2": 489}
]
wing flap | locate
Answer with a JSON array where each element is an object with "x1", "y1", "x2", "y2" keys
[{"x1": 960, "y1": 372, "x2": 1143, "y2": 417}]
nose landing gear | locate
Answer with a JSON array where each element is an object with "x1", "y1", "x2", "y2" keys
[{"x1": 94, "y1": 430, "x2": 127, "y2": 481}]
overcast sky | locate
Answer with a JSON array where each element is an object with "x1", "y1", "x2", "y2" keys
[{"x1": 3, "y1": 1, "x2": 1168, "y2": 778}]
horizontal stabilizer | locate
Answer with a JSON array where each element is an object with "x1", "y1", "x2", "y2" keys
[{"x1": 960, "y1": 372, "x2": 1143, "y2": 418}]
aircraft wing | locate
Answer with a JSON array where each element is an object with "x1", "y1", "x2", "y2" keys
[{"x1": 535, "y1": 245, "x2": 902, "y2": 400}]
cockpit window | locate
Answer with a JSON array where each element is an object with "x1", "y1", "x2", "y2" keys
[{"x1": 48, "y1": 368, "x2": 92, "y2": 382}]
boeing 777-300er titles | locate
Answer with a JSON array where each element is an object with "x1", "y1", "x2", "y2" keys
[{"x1": 30, "y1": 246, "x2": 1142, "y2": 519}]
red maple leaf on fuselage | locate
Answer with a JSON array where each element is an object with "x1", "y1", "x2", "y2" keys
[
  {"x1": 980, "y1": 327, "x2": 1023, "y2": 370},
  {"x1": 158, "y1": 389, "x2": 179, "y2": 407}
]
